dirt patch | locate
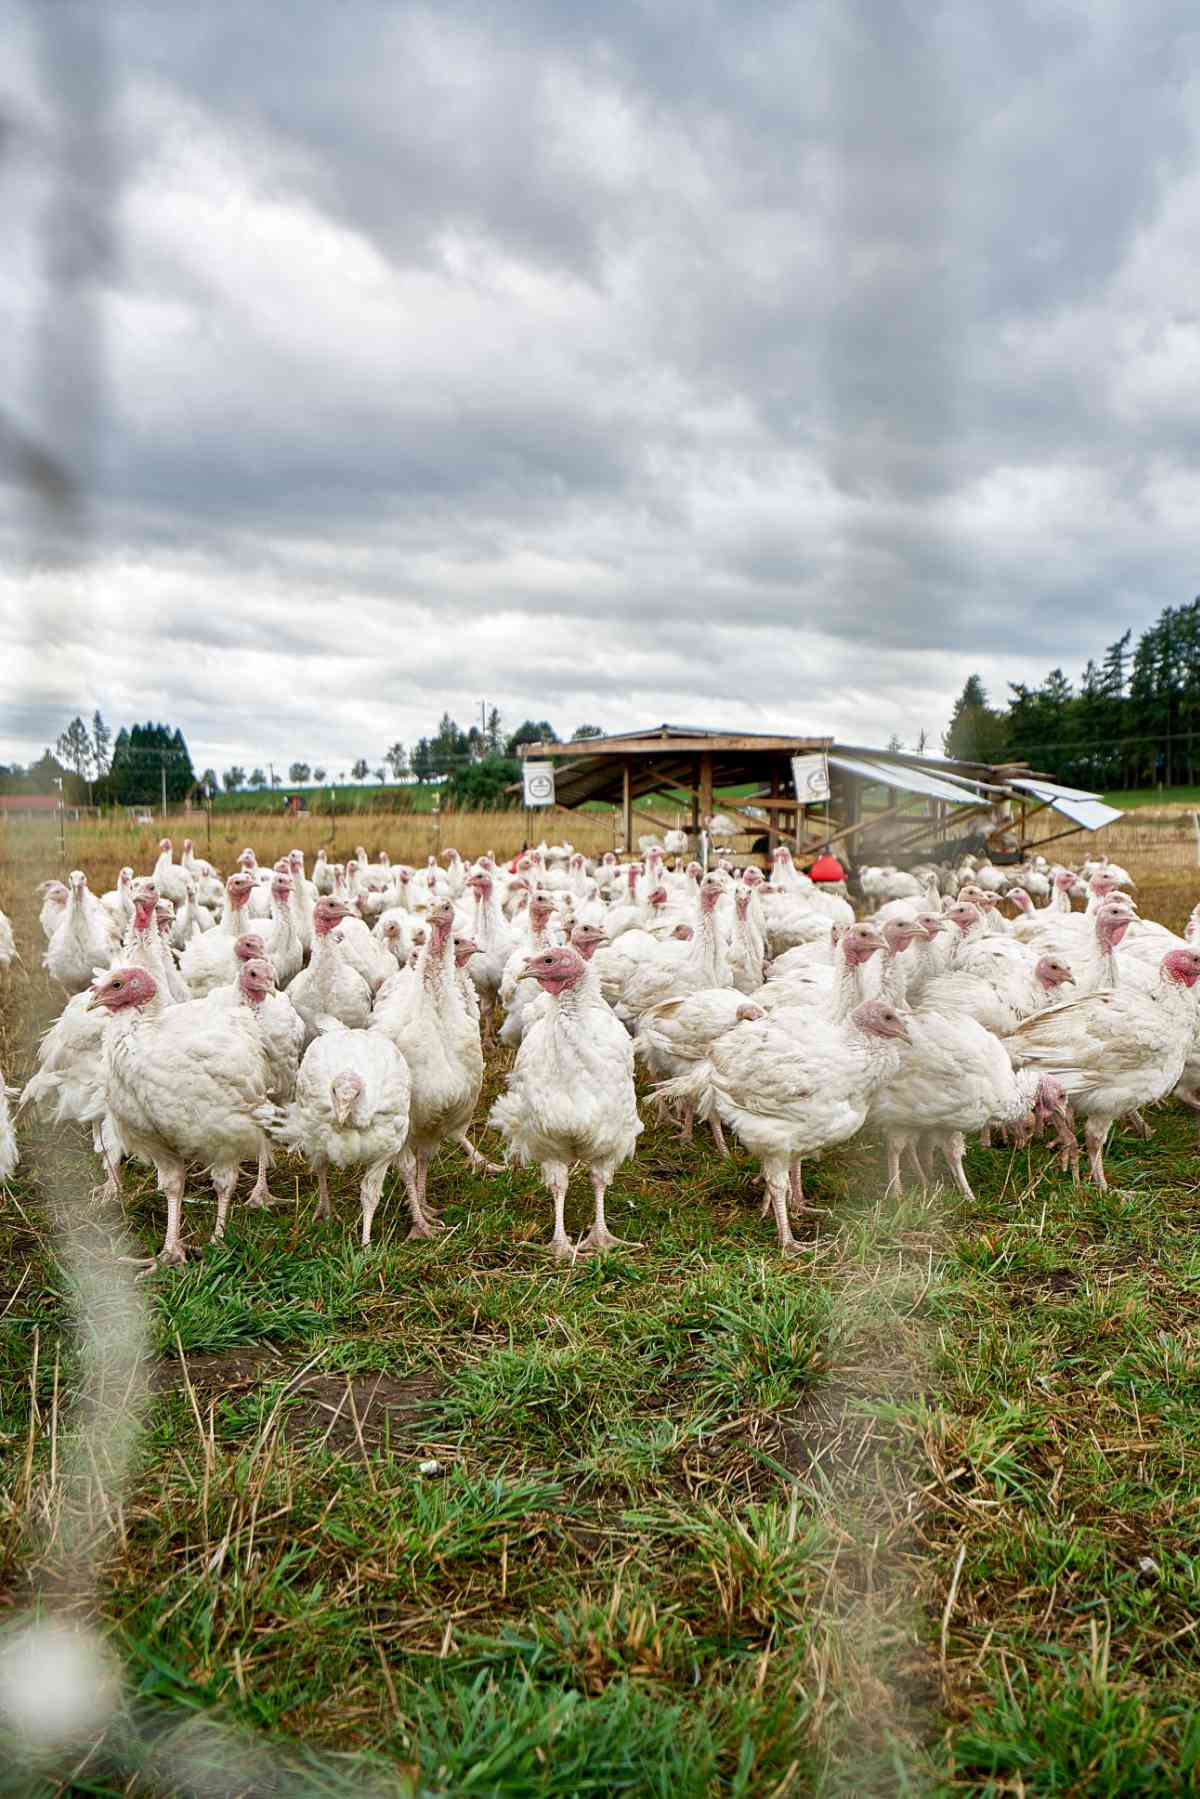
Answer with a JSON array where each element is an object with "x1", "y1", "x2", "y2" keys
[
  {"x1": 149, "y1": 1350, "x2": 447, "y2": 1456},
  {"x1": 148, "y1": 1347, "x2": 291, "y2": 1394},
  {"x1": 276, "y1": 1370, "x2": 446, "y2": 1454}
]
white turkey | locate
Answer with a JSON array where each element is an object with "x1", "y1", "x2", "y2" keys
[
  {"x1": 1005, "y1": 946, "x2": 1200, "y2": 1187},
  {"x1": 150, "y1": 839, "x2": 190, "y2": 908},
  {"x1": 44, "y1": 870, "x2": 118, "y2": 994},
  {"x1": 267, "y1": 1018, "x2": 411, "y2": 1246},
  {"x1": 0, "y1": 907, "x2": 17, "y2": 972},
  {"x1": 656, "y1": 999, "x2": 909, "y2": 1252},
  {"x1": 1, "y1": 1069, "x2": 18, "y2": 1183},
  {"x1": 36, "y1": 880, "x2": 70, "y2": 943},
  {"x1": 288, "y1": 897, "x2": 373, "y2": 1040},
  {"x1": 87, "y1": 965, "x2": 271, "y2": 1266},
  {"x1": 179, "y1": 872, "x2": 258, "y2": 995},
  {"x1": 463, "y1": 868, "x2": 516, "y2": 1041},
  {"x1": 369, "y1": 899, "x2": 483, "y2": 1237},
  {"x1": 489, "y1": 943, "x2": 643, "y2": 1260},
  {"x1": 201, "y1": 955, "x2": 305, "y2": 1209}
]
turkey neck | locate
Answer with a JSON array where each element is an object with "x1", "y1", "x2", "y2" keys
[
  {"x1": 688, "y1": 901, "x2": 728, "y2": 986},
  {"x1": 878, "y1": 948, "x2": 910, "y2": 1008},
  {"x1": 269, "y1": 892, "x2": 303, "y2": 960},
  {"x1": 471, "y1": 885, "x2": 503, "y2": 949},
  {"x1": 220, "y1": 893, "x2": 250, "y2": 938},
  {"x1": 829, "y1": 947, "x2": 870, "y2": 1023}
]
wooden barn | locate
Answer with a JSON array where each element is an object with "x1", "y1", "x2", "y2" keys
[{"x1": 516, "y1": 725, "x2": 1122, "y2": 867}]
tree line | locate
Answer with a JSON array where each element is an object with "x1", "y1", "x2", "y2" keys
[
  {"x1": 2, "y1": 709, "x2": 603, "y2": 810},
  {"x1": 944, "y1": 595, "x2": 1200, "y2": 791}
]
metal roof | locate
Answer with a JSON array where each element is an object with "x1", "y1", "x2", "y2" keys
[
  {"x1": 827, "y1": 751, "x2": 991, "y2": 808},
  {"x1": 1007, "y1": 777, "x2": 1124, "y2": 833}
]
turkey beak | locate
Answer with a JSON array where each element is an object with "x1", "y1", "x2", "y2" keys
[
  {"x1": 85, "y1": 989, "x2": 103, "y2": 1011},
  {"x1": 894, "y1": 1020, "x2": 912, "y2": 1044}
]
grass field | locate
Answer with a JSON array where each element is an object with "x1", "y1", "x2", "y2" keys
[{"x1": 4, "y1": 834, "x2": 1200, "y2": 1793}]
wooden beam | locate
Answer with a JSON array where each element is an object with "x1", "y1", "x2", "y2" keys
[{"x1": 534, "y1": 734, "x2": 832, "y2": 758}]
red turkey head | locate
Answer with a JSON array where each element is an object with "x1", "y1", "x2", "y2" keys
[
  {"x1": 570, "y1": 924, "x2": 606, "y2": 960},
  {"x1": 88, "y1": 966, "x2": 157, "y2": 1012},
  {"x1": 841, "y1": 924, "x2": 883, "y2": 967},
  {"x1": 947, "y1": 903, "x2": 980, "y2": 934},
  {"x1": 1035, "y1": 955, "x2": 1073, "y2": 990},
  {"x1": 1163, "y1": 948, "x2": 1200, "y2": 987},
  {"x1": 331, "y1": 1070, "x2": 366, "y2": 1126},
  {"x1": 234, "y1": 932, "x2": 267, "y2": 963},
  {"x1": 239, "y1": 958, "x2": 274, "y2": 1003},
  {"x1": 313, "y1": 897, "x2": 352, "y2": 935},
  {"x1": 852, "y1": 999, "x2": 910, "y2": 1042},
  {"x1": 453, "y1": 935, "x2": 479, "y2": 967},
  {"x1": 524, "y1": 945, "x2": 585, "y2": 995}
]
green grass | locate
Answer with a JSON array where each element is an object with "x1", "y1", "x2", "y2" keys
[
  {"x1": 7, "y1": 857, "x2": 1200, "y2": 1793},
  {"x1": 1103, "y1": 785, "x2": 1200, "y2": 810}
]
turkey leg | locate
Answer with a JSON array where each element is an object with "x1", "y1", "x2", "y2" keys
[
  {"x1": 359, "y1": 1157, "x2": 390, "y2": 1248},
  {"x1": 1085, "y1": 1117, "x2": 1110, "y2": 1189},
  {"x1": 401, "y1": 1149, "x2": 444, "y2": 1239},
  {"x1": 545, "y1": 1163, "x2": 574, "y2": 1262},
  {"x1": 210, "y1": 1165, "x2": 240, "y2": 1241},
  {"x1": 314, "y1": 1165, "x2": 333, "y2": 1220},
  {"x1": 764, "y1": 1162, "x2": 800, "y2": 1254},
  {"x1": 245, "y1": 1144, "x2": 287, "y2": 1209},
  {"x1": 453, "y1": 1130, "x2": 504, "y2": 1175},
  {"x1": 577, "y1": 1169, "x2": 642, "y2": 1256}
]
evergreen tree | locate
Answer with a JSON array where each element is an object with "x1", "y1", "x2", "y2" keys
[
  {"x1": 91, "y1": 709, "x2": 112, "y2": 775},
  {"x1": 504, "y1": 719, "x2": 558, "y2": 756},
  {"x1": 223, "y1": 767, "x2": 246, "y2": 792},
  {"x1": 943, "y1": 677, "x2": 1008, "y2": 763}
]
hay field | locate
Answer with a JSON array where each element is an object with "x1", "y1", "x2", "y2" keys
[{"x1": 3, "y1": 823, "x2": 1200, "y2": 1794}]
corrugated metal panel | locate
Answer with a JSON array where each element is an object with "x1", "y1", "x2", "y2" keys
[
  {"x1": 1008, "y1": 778, "x2": 1123, "y2": 832},
  {"x1": 827, "y1": 752, "x2": 988, "y2": 807}
]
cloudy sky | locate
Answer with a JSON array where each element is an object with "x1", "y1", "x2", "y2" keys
[{"x1": 2, "y1": 0, "x2": 1198, "y2": 778}]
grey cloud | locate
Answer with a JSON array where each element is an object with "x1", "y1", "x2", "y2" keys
[{"x1": 4, "y1": 0, "x2": 1199, "y2": 777}]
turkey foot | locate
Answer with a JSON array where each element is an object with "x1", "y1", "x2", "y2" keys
[
  {"x1": 245, "y1": 1149, "x2": 288, "y2": 1209},
  {"x1": 576, "y1": 1223, "x2": 643, "y2": 1256},
  {"x1": 405, "y1": 1212, "x2": 445, "y2": 1241},
  {"x1": 709, "y1": 1114, "x2": 729, "y2": 1157},
  {"x1": 128, "y1": 1241, "x2": 202, "y2": 1277},
  {"x1": 1122, "y1": 1108, "x2": 1153, "y2": 1140},
  {"x1": 453, "y1": 1130, "x2": 504, "y2": 1175}
]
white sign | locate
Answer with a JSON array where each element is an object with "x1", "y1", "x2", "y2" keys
[
  {"x1": 523, "y1": 760, "x2": 556, "y2": 807},
  {"x1": 791, "y1": 753, "x2": 830, "y2": 803}
]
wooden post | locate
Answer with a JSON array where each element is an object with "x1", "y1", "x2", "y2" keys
[
  {"x1": 622, "y1": 760, "x2": 633, "y2": 854},
  {"x1": 699, "y1": 751, "x2": 713, "y2": 831},
  {"x1": 690, "y1": 756, "x2": 700, "y2": 846}
]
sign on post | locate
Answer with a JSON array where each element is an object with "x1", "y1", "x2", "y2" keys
[
  {"x1": 791, "y1": 753, "x2": 830, "y2": 803},
  {"x1": 523, "y1": 761, "x2": 556, "y2": 807}
]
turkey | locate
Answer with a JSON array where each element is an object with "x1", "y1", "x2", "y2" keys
[
  {"x1": 489, "y1": 944, "x2": 643, "y2": 1260},
  {"x1": 179, "y1": 873, "x2": 258, "y2": 995},
  {"x1": 100, "y1": 868, "x2": 136, "y2": 935},
  {"x1": 917, "y1": 952, "x2": 1075, "y2": 1038},
  {"x1": 1, "y1": 1070, "x2": 18, "y2": 1182},
  {"x1": 263, "y1": 870, "x2": 306, "y2": 987},
  {"x1": 656, "y1": 999, "x2": 909, "y2": 1251},
  {"x1": 170, "y1": 881, "x2": 215, "y2": 950},
  {"x1": 267, "y1": 1019, "x2": 411, "y2": 1246},
  {"x1": 0, "y1": 908, "x2": 17, "y2": 972},
  {"x1": 288, "y1": 897, "x2": 373, "y2": 1039},
  {"x1": 87, "y1": 965, "x2": 271, "y2": 1266},
  {"x1": 150, "y1": 839, "x2": 190, "y2": 908},
  {"x1": 1005, "y1": 947, "x2": 1200, "y2": 1187},
  {"x1": 37, "y1": 880, "x2": 70, "y2": 943},
  {"x1": 369, "y1": 898, "x2": 483, "y2": 1237},
  {"x1": 463, "y1": 869, "x2": 516, "y2": 1041},
  {"x1": 606, "y1": 875, "x2": 730, "y2": 1022},
  {"x1": 44, "y1": 871, "x2": 119, "y2": 994},
  {"x1": 868, "y1": 951, "x2": 1067, "y2": 1202},
  {"x1": 497, "y1": 892, "x2": 562, "y2": 1048},
  {"x1": 201, "y1": 954, "x2": 305, "y2": 1209}
]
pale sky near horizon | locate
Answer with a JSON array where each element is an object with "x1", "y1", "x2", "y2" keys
[{"x1": 3, "y1": 0, "x2": 1199, "y2": 777}]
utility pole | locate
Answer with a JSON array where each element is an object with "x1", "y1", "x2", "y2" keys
[{"x1": 160, "y1": 756, "x2": 167, "y2": 821}]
